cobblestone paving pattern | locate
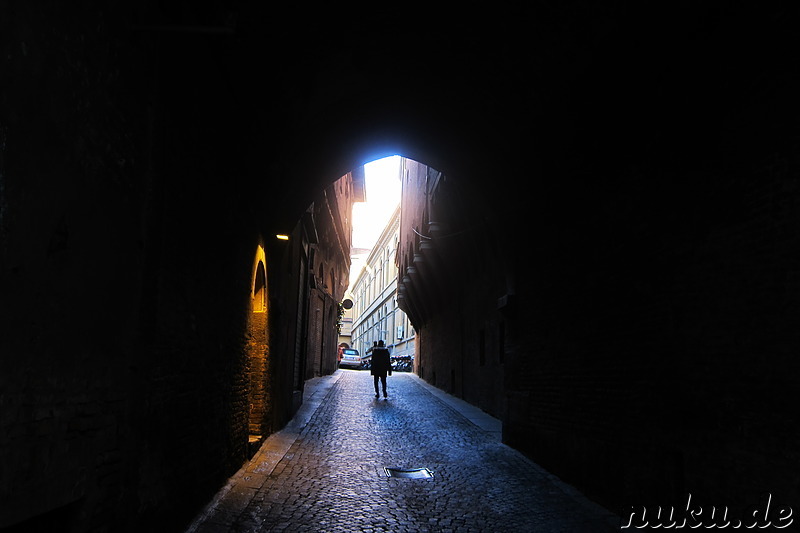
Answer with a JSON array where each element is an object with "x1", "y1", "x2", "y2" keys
[{"x1": 193, "y1": 370, "x2": 620, "y2": 532}]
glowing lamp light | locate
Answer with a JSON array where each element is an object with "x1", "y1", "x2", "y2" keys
[{"x1": 276, "y1": 234, "x2": 289, "y2": 241}]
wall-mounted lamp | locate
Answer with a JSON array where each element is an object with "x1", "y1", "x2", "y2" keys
[{"x1": 276, "y1": 234, "x2": 289, "y2": 241}]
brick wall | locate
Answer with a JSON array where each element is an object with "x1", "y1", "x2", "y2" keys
[{"x1": 247, "y1": 311, "x2": 270, "y2": 437}]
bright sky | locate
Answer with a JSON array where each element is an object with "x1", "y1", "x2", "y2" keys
[{"x1": 348, "y1": 155, "x2": 401, "y2": 289}]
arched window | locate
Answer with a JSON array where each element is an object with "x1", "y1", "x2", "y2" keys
[{"x1": 253, "y1": 261, "x2": 267, "y2": 313}]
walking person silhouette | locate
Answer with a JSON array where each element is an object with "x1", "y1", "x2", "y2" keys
[{"x1": 371, "y1": 340, "x2": 392, "y2": 399}]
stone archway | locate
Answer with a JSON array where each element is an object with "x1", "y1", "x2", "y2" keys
[{"x1": 247, "y1": 244, "x2": 271, "y2": 454}]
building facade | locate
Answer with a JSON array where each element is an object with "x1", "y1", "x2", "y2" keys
[
  {"x1": 337, "y1": 303, "x2": 354, "y2": 350},
  {"x1": 350, "y1": 203, "x2": 416, "y2": 364},
  {"x1": 300, "y1": 171, "x2": 362, "y2": 382}
]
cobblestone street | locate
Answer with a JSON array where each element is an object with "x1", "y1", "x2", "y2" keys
[{"x1": 186, "y1": 370, "x2": 620, "y2": 532}]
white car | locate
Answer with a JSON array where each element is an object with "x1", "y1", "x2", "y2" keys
[{"x1": 338, "y1": 348, "x2": 362, "y2": 369}]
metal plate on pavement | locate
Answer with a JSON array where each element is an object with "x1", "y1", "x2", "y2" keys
[{"x1": 384, "y1": 467, "x2": 434, "y2": 479}]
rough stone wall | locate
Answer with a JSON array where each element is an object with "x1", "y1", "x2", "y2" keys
[
  {"x1": 247, "y1": 310, "x2": 269, "y2": 437},
  {"x1": 304, "y1": 176, "x2": 355, "y2": 380},
  {"x1": 1, "y1": 4, "x2": 145, "y2": 529},
  {"x1": 0, "y1": 4, "x2": 288, "y2": 530},
  {"x1": 503, "y1": 152, "x2": 800, "y2": 513},
  {"x1": 402, "y1": 143, "x2": 800, "y2": 517},
  {"x1": 266, "y1": 225, "x2": 307, "y2": 428},
  {"x1": 398, "y1": 161, "x2": 507, "y2": 419},
  {"x1": 306, "y1": 292, "x2": 325, "y2": 379}
]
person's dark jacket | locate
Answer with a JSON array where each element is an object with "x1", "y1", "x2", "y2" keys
[{"x1": 370, "y1": 348, "x2": 392, "y2": 377}]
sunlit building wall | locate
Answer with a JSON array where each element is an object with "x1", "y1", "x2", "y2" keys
[
  {"x1": 337, "y1": 304, "x2": 354, "y2": 348},
  {"x1": 350, "y1": 203, "x2": 416, "y2": 361}
]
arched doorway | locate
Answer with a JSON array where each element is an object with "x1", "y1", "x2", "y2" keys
[{"x1": 247, "y1": 244, "x2": 271, "y2": 454}]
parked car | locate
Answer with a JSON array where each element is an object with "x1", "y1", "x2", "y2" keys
[{"x1": 338, "y1": 348, "x2": 362, "y2": 369}]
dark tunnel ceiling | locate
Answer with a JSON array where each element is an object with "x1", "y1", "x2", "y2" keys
[{"x1": 134, "y1": 2, "x2": 799, "y2": 230}]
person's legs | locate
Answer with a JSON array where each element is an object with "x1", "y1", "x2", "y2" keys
[
  {"x1": 373, "y1": 375, "x2": 380, "y2": 397},
  {"x1": 381, "y1": 375, "x2": 387, "y2": 397}
]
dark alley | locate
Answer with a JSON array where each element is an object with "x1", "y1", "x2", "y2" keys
[{"x1": 2, "y1": 3, "x2": 800, "y2": 532}]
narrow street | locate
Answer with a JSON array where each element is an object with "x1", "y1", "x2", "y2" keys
[{"x1": 186, "y1": 370, "x2": 620, "y2": 532}]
